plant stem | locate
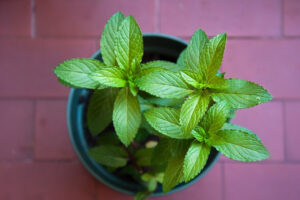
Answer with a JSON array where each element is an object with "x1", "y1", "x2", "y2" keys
[{"x1": 122, "y1": 145, "x2": 143, "y2": 174}]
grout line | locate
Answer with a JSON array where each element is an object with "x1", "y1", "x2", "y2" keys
[
  {"x1": 0, "y1": 35, "x2": 32, "y2": 39},
  {"x1": 155, "y1": 0, "x2": 161, "y2": 32},
  {"x1": 31, "y1": 0, "x2": 36, "y2": 38},
  {"x1": 282, "y1": 101, "x2": 288, "y2": 162},
  {"x1": 32, "y1": 100, "x2": 37, "y2": 161}
]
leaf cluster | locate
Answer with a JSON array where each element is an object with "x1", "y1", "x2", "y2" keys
[{"x1": 54, "y1": 11, "x2": 272, "y2": 198}]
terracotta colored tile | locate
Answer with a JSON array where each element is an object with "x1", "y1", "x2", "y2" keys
[
  {"x1": 35, "y1": 100, "x2": 76, "y2": 160},
  {"x1": 96, "y1": 183, "x2": 132, "y2": 200},
  {"x1": 284, "y1": 0, "x2": 300, "y2": 36},
  {"x1": 160, "y1": 0, "x2": 281, "y2": 37},
  {"x1": 0, "y1": 38, "x2": 96, "y2": 98},
  {"x1": 223, "y1": 39, "x2": 300, "y2": 99},
  {"x1": 36, "y1": 0, "x2": 155, "y2": 37},
  {"x1": 231, "y1": 102, "x2": 284, "y2": 161},
  {"x1": 285, "y1": 101, "x2": 300, "y2": 161},
  {"x1": 224, "y1": 163, "x2": 300, "y2": 200},
  {"x1": 0, "y1": 162, "x2": 96, "y2": 200},
  {"x1": 0, "y1": 0, "x2": 31, "y2": 36},
  {"x1": 0, "y1": 100, "x2": 33, "y2": 161}
]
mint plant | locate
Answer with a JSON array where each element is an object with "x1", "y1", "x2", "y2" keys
[{"x1": 54, "y1": 11, "x2": 272, "y2": 200}]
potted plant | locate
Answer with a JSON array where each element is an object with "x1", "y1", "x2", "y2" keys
[{"x1": 54, "y1": 11, "x2": 272, "y2": 199}]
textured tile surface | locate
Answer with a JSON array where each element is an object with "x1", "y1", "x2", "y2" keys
[
  {"x1": 0, "y1": 38, "x2": 96, "y2": 97},
  {"x1": 36, "y1": 0, "x2": 155, "y2": 37},
  {"x1": 0, "y1": 162, "x2": 96, "y2": 200},
  {"x1": 35, "y1": 100, "x2": 76, "y2": 160},
  {"x1": 284, "y1": 0, "x2": 300, "y2": 36},
  {"x1": 0, "y1": 100, "x2": 33, "y2": 161},
  {"x1": 160, "y1": 0, "x2": 281, "y2": 37},
  {"x1": 285, "y1": 101, "x2": 300, "y2": 161},
  {"x1": 0, "y1": 0, "x2": 298, "y2": 199},
  {"x1": 0, "y1": 0, "x2": 31, "y2": 36},
  {"x1": 224, "y1": 163, "x2": 300, "y2": 200}
]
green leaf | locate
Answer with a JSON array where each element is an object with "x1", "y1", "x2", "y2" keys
[
  {"x1": 199, "y1": 33, "x2": 227, "y2": 81},
  {"x1": 140, "y1": 116, "x2": 158, "y2": 136},
  {"x1": 221, "y1": 123, "x2": 262, "y2": 142},
  {"x1": 170, "y1": 139, "x2": 192, "y2": 157},
  {"x1": 136, "y1": 71, "x2": 193, "y2": 99},
  {"x1": 142, "y1": 60, "x2": 184, "y2": 72},
  {"x1": 163, "y1": 155, "x2": 185, "y2": 193},
  {"x1": 115, "y1": 16, "x2": 143, "y2": 71},
  {"x1": 135, "y1": 191, "x2": 151, "y2": 200},
  {"x1": 139, "y1": 99, "x2": 154, "y2": 113},
  {"x1": 129, "y1": 81, "x2": 139, "y2": 96},
  {"x1": 211, "y1": 78, "x2": 273, "y2": 109},
  {"x1": 54, "y1": 58, "x2": 106, "y2": 89},
  {"x1": 177, "y1": 48, "x2": 187, "y2": 67},
  {"x1": 90, "y1": 67, "x2": 127, "y2": 87},
  {"x1": 147, "y1": 179, "x2": 158, "y2": 192},
  {"x1": 96, "y1": 132, "x2": 120, "y2": 146},
  {"x1": 221, "y1": 123, "x2": 257, "y2": 137},
  {"x1": 113, "y1": 87, "x2": 141, "y2": 146},
  {"x1": 141, "y1": 173, "x2": 153, "y2": 182},
  {"x1": 135, "y1": 129, "x2": 151, "y2": 143},
  {"x1": 88, "y1": 145, "x2": 128, "y2": 167},
  {"x1": 151, "y1": 138, "x2": 172, "y2": 165},
  {"x1": 185, "y1": 29, "x2": 209, "y2": 74},
  {"x1": 209, "y1": 129, "x2": 269, "y2": 162},
  {"x1": 183, "y1": 141, "x2": 210, "y2": 182},
  {"x1": 134, "y1": 148, "x2": 153, "y2": 166},
  {"x1": 192, "y1": 126, "x2": 206, "y2": 142},
  {"x1": 151, "y1": 139, "x2": 192, "y2": 169},
  {"x1": 144, "y1": 107, "x2": 192, "y2": 139},
  {"x1": 101, "y1": 11, "x2": 125, "y2": 66},
  {"x1": 200, "y1": 101, "x2": 230, "y2": 135},
  {"x1": 206, "y1": 75, "x2": 227, "y2": 89},
  {"x1": 129, "y1": 58, "x2": 141, "y2": 76},
  {"x1": 87, "y1": 88, "x2": 119, "y2": 136},
  {"x1": 119, "y1": 164, "x2": 141, "y2": 181},
  {"x1": 138, "y1": 67, "x2": 165, "y2": 77},
  {"x1": 145, "y1": 97, "x2": 183, "y2": 108},
  {"x1": 180, "y1": 93, "x2": 209, "y2": 135},
  {"x1": 57, "y1": 78, "x2": 82, "y2": 88},
  {"x1": 180, "y1": 70, "x2": 201, "y2": 88}
]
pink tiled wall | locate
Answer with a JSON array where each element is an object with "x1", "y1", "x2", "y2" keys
[{"x1": 0, "y1": 0, "x2": 299, "y2": 199}]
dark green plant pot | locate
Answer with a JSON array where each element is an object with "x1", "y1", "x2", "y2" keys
[{"x1": 67, "y1": 33, "x2": 220, "y2": 196}]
